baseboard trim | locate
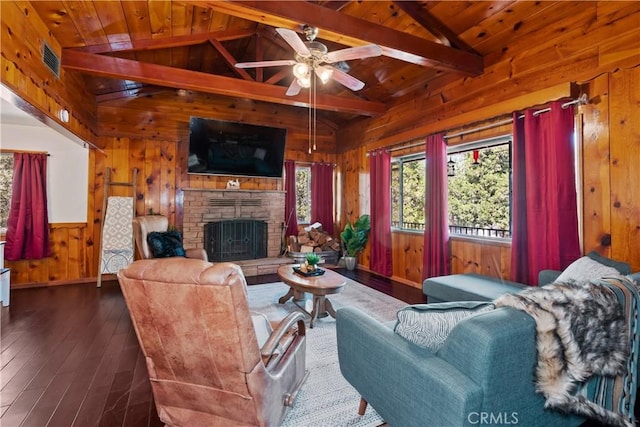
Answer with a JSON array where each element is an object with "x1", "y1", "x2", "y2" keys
[{"x1": 10, "y1": 275, "x2": 116, "y2": 289}]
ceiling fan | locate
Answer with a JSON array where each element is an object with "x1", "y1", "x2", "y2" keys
[{"x1": 235, "y1": 25, "x2": 382, "y2": 96}]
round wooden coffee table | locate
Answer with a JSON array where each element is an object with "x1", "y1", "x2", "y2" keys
[{"x1": 277, "y1": 264, "x2": 346, "y2": 328}]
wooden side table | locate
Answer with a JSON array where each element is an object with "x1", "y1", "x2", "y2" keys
[{"x1": 277, "y1": 265, "x2": 346, "y2": 328}]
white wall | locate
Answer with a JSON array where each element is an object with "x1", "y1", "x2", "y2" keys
[{"x1": 1, "y1": 122, "x2": 89, "y2": 223}]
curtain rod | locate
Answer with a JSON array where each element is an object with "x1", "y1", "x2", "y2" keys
[
  {"x1": 446, "y1": 94, "x2": 588, "y2": 139},
  {"x1": 293, "y1": 160, "x2": 337, "y2": 167},
  {"x1": 0, "y1": 148, "x2": 50, "y2": 156},
  {"x1": 369, "y1": 94, "x2": 589, "y2": 155},
  {"x1": 517, "y1": 93, "x2": 588, "y2": 119}
]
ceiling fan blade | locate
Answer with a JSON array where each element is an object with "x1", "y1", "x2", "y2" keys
[
  {"x1": 286, "y1": 79, "x2": 302, "y2": 96},
  {"x1": 276, "y1": 28, "x2": 310, "y2": 56},
  {"x1": 328, "y1": 66, "x2": 365, "y2": 91},
  {"x1": 325, "y1": 45, "x2": 382, "y2": 63},
  {"x1": 235, "y1": 60, "x2": 297, "y2": 69}
]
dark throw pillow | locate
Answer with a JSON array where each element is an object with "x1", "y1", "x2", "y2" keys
[{"x1": 147, "y1": 230, "x2": 186, "y2": 258}]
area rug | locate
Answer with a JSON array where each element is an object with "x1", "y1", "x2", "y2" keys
[{"x1": 247, "y1": 278, "x2": 408, "y2": 427}]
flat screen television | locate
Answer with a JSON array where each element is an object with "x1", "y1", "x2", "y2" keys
[{"x1": 187, "y1": 117, "x2": 287, "y2": 178}]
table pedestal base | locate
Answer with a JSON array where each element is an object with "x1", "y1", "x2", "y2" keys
[{"x1": 279, "y1": 289, "x2": 337, "y2": 328}]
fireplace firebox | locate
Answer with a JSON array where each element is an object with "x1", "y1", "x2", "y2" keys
[{"x1": 204, "y1": 220, "x2": 267, "y2": 262}]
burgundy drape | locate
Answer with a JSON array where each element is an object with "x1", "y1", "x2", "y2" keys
[
  {"x1": 283, "y1": 160, "x2": 299, "y2": 237},
  {"x1": 511, "y1": 102, "x2": 580, "y2": 285},
  {"x1": 311, "y1": 163, "x2": 334, "y2": 235},
  {"x1": 369, "y1": 149, "x2": 392, "y2": 276},
  {"x1": 5, "y1": 153, "x2": 50, "y2": 260},
  {"x1": 423, "y1": 133, "x2": 450, "y2": 279}
]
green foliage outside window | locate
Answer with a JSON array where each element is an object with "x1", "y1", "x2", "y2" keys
[
  {"x1": 391, "y1": 158, "x2": 425, "y2": 230},
  {"x1": 391, "y1": 140, "x2": 511, "y2": 238},
  {"x1": 447, "y1": 144, "x2": 511, "y2": 234},
  {"x1": 0, "y1": 154, "x2": 13, "y2": 230}
]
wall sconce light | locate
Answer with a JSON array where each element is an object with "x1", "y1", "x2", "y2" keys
[{"x1": 58, "y1": 108, "x2": 70, "y2": 123}]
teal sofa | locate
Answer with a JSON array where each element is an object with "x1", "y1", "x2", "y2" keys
[
  {"x1": 336, "y1": 306, "x2": 583, "y2": 427},
  {"x1": 337, "y1": 253, "x2": 639, "y2": 427},
  {"x1": 423, "y1": 251, "x2": 633, "y2": 303}
]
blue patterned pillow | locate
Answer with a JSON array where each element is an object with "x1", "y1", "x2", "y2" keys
[
  {"x1": 146, "y1": 230, "x2": 186, "y2": 258},
  {"x1": 394, "y1": 301, "x2": 494, "y2": 352}
]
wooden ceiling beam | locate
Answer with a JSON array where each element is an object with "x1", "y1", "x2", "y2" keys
[
  {"x1": 62, "y1": 50, "x2": 386, "y2": 116},
  {"x1": 392, "y1": 1, "x2": 477, "y2": 54},
  {"x1": 208, "y1": 38, "x2": 253, "y2": 81},
  {"x1": 70, "y1": 28, "x2": 256, "y2": 54},
  {"x1": 255, "y1": 32, "x2": 264, "y2": 82},
  {"x1": 265, "y1": 68, "x2": 290, "y2": 85},
  {"x1": 197, "y1": 0, "x2": 483, "y2": 76},
  {"x1": 319, "y1": 1, "x2": 352, "y2": 12}
]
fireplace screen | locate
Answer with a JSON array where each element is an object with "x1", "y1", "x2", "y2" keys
[{"x1": 205, "y1": 220, "x2": 267, "y2": 262}]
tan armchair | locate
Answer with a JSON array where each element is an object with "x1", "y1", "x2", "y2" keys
[
  {"x1": 132, "y1": 215, "x2": 208, "y2": 261},
  {"x1": 117, "y1": 258, "x2": 308, "y2": 426}
]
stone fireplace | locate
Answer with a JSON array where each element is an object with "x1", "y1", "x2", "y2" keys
[{"x1": 181, "y1": 189, "x2": 285, "y2": 261}]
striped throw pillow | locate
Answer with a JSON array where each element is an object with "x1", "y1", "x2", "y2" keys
[{"x1": 394, "y1": 301, "x2": 495, "y2": 352}]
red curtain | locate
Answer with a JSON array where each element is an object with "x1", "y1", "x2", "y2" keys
[
  {"x1": 369, "y1": 149, "x2": 392, "y2": 276},
  {"x1": 311, "y1": 163, "x2": 334, "y2": 235},
  {"x1": 423, "y1": 133, "x2": 450, "y2": 279},
  {"x1": 511, "y1": 102, "x2": 580, "y2": 285},
  {"x1": 284, "y1": 160, "x2": 299, "y2": 237},
  {"x1": 5, "y1": 153, "x2": 50, "y2": 260}
]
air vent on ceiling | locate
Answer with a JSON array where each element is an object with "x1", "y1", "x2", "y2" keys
[{"x1": 42, "y1": 42, "x2": 60, "y2": 78}]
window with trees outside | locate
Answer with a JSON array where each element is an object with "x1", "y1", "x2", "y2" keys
[
  {"x1": 0, "y1": 153, "x2": 14, "y2": 233},
  {"x1": 390, "y1": 135, "x2": 512, "y2": 239},
  {"x1": 295, "y1": 165, "x2": 311, "y2": 224},
  {"x1": 391, "y1": 154, "x2": 425, "y2": 230},
  {"x1": 447, "y1": 136, "x2": 512, "y2": 238}
]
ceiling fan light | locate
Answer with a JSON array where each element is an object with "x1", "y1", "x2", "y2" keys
[
  {"x1": 297, "y1": 76, "x2": 311, "y2": 88},
  {"x1": 316, "y1": 67, "x2": 333, "y2": 84},
  {"x1": 293, "y1": 62, "x2": 309, "y2": 79}
]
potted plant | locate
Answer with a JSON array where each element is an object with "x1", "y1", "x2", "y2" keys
[
  {"x1": 303, "y1": 253, "x2": 322, "y2": 272},
  {"x1": 339, "y1": 214, "x2": 371, "y2": 270}
]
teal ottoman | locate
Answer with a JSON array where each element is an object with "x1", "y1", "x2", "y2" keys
[{"x1": 423, "y1": 273, "x2": 528, "y2": 303}]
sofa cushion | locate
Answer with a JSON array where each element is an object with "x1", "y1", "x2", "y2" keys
[
  {"x1": 555, "y1": 256, "x2": 620, "y2": 284},
  {"x1": 394, "y1": 301, "x2": 494, "y2": 352},
  {"x1": 146, "y1": 230, "x2": 186, "y2": 258}
]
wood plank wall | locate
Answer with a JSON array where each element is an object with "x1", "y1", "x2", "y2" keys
[
  {"x1": 1, "y1": 1, "x2": 100, "y2": 286},
  {"x1": 2, "y1": 1, "x2": 639, "y2": 287},
  {"x1": 338, "y1": 2, "x2": 640, "y2": 287}
]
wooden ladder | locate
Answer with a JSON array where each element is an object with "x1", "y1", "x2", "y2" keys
[{"x1": 97, "y1": 167, "x2": 138, "y2": 287}]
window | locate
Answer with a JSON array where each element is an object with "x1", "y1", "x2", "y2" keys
[
  {"x1": 390, "y1": 135, "x2": 512, "y2": 239},
  {"x1": 447, "y1": 136, "x2": 512, "y2": 238},
  {"x1": 295, "y1": 166, "x2": 311, "y2": 224},
  {"x1": 0, "y1": 153, "x2": 14, "y2": 232},
  {"x1": 391, "y1": 155, "x2": 425, "y2": 230}
]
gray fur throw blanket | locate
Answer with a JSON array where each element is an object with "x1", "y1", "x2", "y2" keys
[{"x1": 496, "y1": 276, "x2": 639, "y2": 427}]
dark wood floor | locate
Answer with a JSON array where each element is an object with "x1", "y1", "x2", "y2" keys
[{"x1": 0, "y1": 268, "x2": 423, "y2": 427}]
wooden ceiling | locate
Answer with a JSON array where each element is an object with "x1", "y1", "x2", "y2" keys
[{"x1": 30, "y1": 1, "x2": 558, "y2": 126}]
